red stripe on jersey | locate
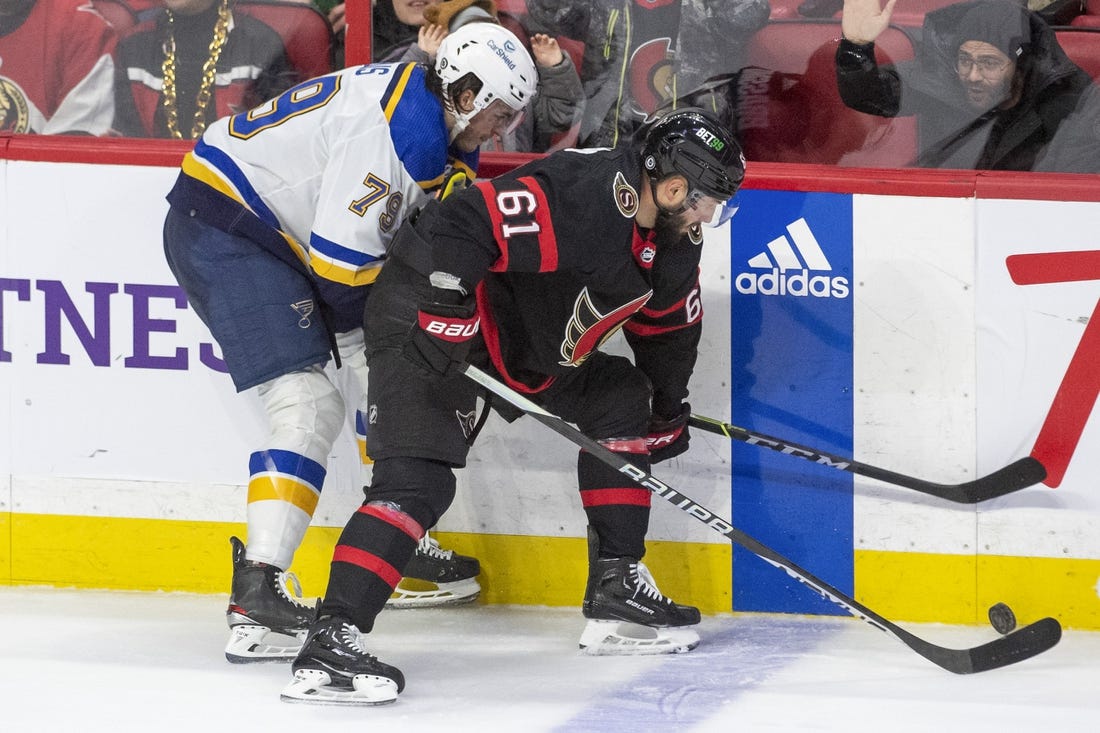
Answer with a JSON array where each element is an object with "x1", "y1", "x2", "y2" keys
[
  {"x1": 579, "y1": 488, "x2": 652, "y2": 508},
  {"x1": 640, "y1": 296, "x2": 689, "y2": 319},
  {"x1": 478, "y1": 177, "x2": 559, "y2": 273},
  {"x1": 477, "y1": 181, "x2": 509, "y2": 271},
  {"x1": 623, "y1": 319, "x2": 696, "y2": 336},
  {"x1": 475, "y1": 284, "x2": 555, "y2": 394},
  {"x1": 333, "y1": 545, "x2": 403, "y2": 588},
  {"x1": 358, "y1": 503, "x2": 424, "y2": 540},
  {"x1": 517, "y1": 176, "x2": 558, "y2": 272}
]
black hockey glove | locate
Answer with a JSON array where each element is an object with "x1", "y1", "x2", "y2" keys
[
  {"x1": 646, "y1": 403, "x2": 691, "y2": 463},
  {"x1": 403, "y1": 299, "x2": 480, "y2": 380}
]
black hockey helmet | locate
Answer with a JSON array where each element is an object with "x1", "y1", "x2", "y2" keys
[{"x1": 641, "y1": 107, "x2": 745, "y2": 216}]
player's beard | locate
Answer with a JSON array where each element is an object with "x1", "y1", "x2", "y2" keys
[{"x1": 654, "y1": 207, "x2": 691, "y2": 245}]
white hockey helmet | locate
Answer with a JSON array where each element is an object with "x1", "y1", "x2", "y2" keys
[{"x1": 435, "y1": 22, "x2": 538, "y2": 139}]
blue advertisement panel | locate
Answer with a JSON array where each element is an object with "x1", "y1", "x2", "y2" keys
[{"x1": 728, "y1": 191, "x2": 854, "y2": 615}]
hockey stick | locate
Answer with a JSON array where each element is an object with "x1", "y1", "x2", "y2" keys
[
  {"x1": 462, "y1": 364, "x2": 1061, "y2": 674},
  {"x1": 688, "y1": 414, "x2": 1046, "y2": 504}
]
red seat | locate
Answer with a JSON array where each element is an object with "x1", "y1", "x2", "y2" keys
[
  {"x1": 494, "y1": 0, "x2": 529, "y2": 15},
  {"x1": 91, "y1": 0, "x2": 138, "y2": 35},
  {"x1": 742, "y1": 20, "x2": 918, "y2": 167},
  {"x1": 1070, "y1": 0, "x2": 1100, "y2": 25},
  {"x1": 234, "y1": 0, "x2": 336, "y2": 81},
  {"x1": 1055, "y1": 27, "x2": 1100, "y2": 79}
]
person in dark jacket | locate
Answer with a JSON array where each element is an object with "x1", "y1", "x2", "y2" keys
[
  {"x1": 1036, "y1": 83, "x2": 1100, "y2": 172},
  {"x1": 113, "y1": 0, "x2": 298, "y2": 139},
  {"x1": 835, "y1": 0, "x2": 1095, "y2": 170}
]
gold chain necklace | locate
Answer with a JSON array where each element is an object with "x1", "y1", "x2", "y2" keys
[{"x1": 161, "y1": 0, "x2": 232, "y2": 139}]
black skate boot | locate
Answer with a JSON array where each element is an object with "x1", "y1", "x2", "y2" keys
[
  {"x1": 224, "y1": 536, "x2": 317, "y2": 663},
  {"x1": 579, "y1": 528, "x2": 700, "y2": 655},
  {"x1": 281, "y1": 615, "x2": 405, "y2": 706},
  {"x1": 386, "y1": 532, "x2": 481, "y2": 608}
]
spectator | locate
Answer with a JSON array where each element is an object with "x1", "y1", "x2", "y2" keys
[
  {"x1": 113, "y1": 0, "x2": 299, "y2": 139},
  {"x1": 0, "y1": 0, "x2": 116, "y2": 134},
  {"x1": 524, "y1": 0, "x2": 769, "y2": 149},
  {"x1": 395, "y1": 0, "x2": 585, "y2": 153},
  {"x1": 372, "y1": 0, "x2": 439, "y2": 62},
  {"x1": 1036, "y1": 82, "x2": 1100, "y2": 172},
  {"x1": 835, "y1": 0, "x2": 1095, "y2": 170}
]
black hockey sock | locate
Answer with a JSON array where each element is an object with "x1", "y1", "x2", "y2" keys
[
  {"x1": 577, "y1": 449, "x2": 651, "y2": 560},
  {"x1": 320, "y1": 501, "x2": 420, "y2": 632}
]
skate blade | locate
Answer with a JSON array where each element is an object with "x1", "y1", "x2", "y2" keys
[
  {"x1": 225, "y1": 625, "x2": 307, "y2": 664},
  {"x1": 578, "y1": 619, "x2": 700, "y2": 656},
  {"x1": 386, "y1": 578, "x2": 480, "y2": 609},
  {"x1": 280, "y1": 669, "x2": 398, "y2": 706}
]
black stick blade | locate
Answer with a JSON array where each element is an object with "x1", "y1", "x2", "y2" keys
[
  {"x1": 903, "y1": 617, "x2": 1062, "y2": 674},
  {"x1": 946, "y1": 456, "x2": 1047, "y2": 503}
]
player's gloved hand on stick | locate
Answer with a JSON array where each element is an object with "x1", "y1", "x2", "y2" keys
[
  {"x1": 647, "y1": 403, "x2": 691, "y2": 463},
  {"x1": 403, "y1": 285, "x2": 479, "y2": 380},
  {"x1": 435, "y1": 166, "x2": 469, "y2": 201}
]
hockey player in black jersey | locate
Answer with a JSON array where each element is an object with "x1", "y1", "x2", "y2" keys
[{"x1": 281, "y1": 107, "x2": 745, "y2": 706}]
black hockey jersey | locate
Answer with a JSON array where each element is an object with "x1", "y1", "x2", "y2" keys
[{"x1": 430, "y1": 144, "x2": 702, "y2": 419}]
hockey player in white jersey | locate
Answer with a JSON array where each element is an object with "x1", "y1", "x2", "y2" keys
[{"x1": 162, "y1": 22, "x2": 538, "y2": 663}]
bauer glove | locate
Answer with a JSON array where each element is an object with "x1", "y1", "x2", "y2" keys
[
  {"x1": 403, "y1": 297, "x2": 479, "y2": 380},
  {"x1": 646, "y1": 403, "x2": 691, "y2": 463}
]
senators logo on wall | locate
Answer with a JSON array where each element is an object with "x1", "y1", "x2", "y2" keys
[{"x1": 0, "y1": 77, "x2": 30, "y2": 133}]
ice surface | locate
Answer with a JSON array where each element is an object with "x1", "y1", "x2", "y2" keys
[{"x1": 1, "y1": 587, "x2": 1097, "y2": 732}]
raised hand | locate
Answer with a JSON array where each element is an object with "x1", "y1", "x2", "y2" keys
[
  {"x1": 840, "y1": 0, "x2": 898, "y2": 45},
  {"x1": 418, "y1": 24, "x2": 450, "y2": 60},
  {"x1": 530, "y1": 33, "x2": 564, "y2": 68}
]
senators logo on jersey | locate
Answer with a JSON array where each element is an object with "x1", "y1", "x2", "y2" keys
[
  {"x1": 613, "y1": 171, "x2": 639, "y2": 218},
  {"x1": 559, "y1": 288, "x2": 652, "y2": 367}
]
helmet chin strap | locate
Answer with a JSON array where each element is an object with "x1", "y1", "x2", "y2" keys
[{"x1": 444, "y1": 88, "x2": 476, "y2": 143}]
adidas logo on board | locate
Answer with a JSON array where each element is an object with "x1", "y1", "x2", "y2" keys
[{"x1": 735, "y1": 218, "x2": 850, "y2": 299}]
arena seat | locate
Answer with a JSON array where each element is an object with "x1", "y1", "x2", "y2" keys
[
  {"x1": 494, "y1": 0, "x2": 529, "y2": 15},
  {"x1": 235, "y1": 0, "x2": 336, "y2": 81},
  {"x1": 1055, "y1": 26, "x2": 1100, "y2": 78},
  {"x1": 742, "y1": 20, "x2": 918, "y2": 167},
  {"x1": 1071, "y1": 0, "x2": 1100, "y2": 26}
]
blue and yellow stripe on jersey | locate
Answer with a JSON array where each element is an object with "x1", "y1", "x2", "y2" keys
[
  {"x1": 308, "y1": 232, "x2": 385, "y2": 286},
  {"x1": 379, "y1": 63, "x2": 479, "y2": 192},
  {"x1": 181, "y1": 140, "x2": 310, "y2": 266}
]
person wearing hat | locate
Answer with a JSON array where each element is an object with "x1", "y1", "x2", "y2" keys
[
  {"x1": 391, "y1": 0, "x2": 585, "y2": 153},
  {"x1": 835, "y1": 0, "x2": 1094, "y2": 170}
]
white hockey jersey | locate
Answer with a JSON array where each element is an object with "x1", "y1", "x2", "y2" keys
[{"x1": 179, "y1": 62, "x2": 477, "y2": 289}]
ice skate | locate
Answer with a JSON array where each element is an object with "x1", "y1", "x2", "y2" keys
[
  {"x1": 579, "y1": 530, "x2": 700, "y2": 656},
  {"x1": 386, "y1": 532, "x2": 481, "y2": 609},
  {"x1": 224, "y1": 536, "x2": 317, "y2": 663},
  {"x1": 281, "y1": 616, "x2": 404, "y2": 706}
]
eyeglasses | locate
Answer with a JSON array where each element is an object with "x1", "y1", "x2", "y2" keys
[{"x1": 955, "y1": 54, "x2": 1012, "y2": 78}]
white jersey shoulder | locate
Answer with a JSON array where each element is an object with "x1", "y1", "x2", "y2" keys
[{"x1": 182, "y1": 63, "x2": 454, "y2": 287}]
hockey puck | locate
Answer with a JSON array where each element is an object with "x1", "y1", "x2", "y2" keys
[{"x1": 988, "y1": 602, "x2": 1017, "y2": 634}]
